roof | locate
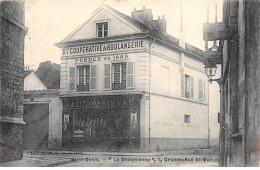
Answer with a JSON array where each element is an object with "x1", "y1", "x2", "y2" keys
[
  {"x1": 24, "y1": 70, "x2": 33, "y2": 77},
  {"x1": 24, "y1": 89, "x2": 60, "y2": 95},
  {"x1": 24, "y1": 71, "x2": 48, "y2": 90},
  {"x1": 57, "y1": 4, "x2": 204, "y2": 59}
]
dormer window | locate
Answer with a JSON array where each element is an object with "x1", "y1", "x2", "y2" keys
[{"x1": 97, "y1": 22, "x2": 108, "y2": 38}]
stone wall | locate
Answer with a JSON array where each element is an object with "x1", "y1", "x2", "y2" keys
[
  {"x1": 221, "y1": 0, "x2": 260, "y2": 166},
  {"x1": 0, "y1": 0, "x2": 27, "y2": 162},
  {"x1": 0, "y1": 123, "x2": 23, "y2": 162},
  {"x1": 243, "y1": 1, "x2": 260, "y2": 166}
]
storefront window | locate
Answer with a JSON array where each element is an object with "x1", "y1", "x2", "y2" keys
[{"x1": 62, "y1": 95, "x2": 141, "y2": 148}]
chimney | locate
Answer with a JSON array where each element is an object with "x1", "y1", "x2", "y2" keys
[
  {"x1": 132, "y1": 6, "x2": 153, "y2": 26},
  {"x1": 179, "y1": 3, "x2": 185, "y2": 49},
  {"x1": 150, "y1": 15, "x2": 167, "y2": 34}
]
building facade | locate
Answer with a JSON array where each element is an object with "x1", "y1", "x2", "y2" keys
[
  {"x1": 54, "y1": 5, "x2": 209, "y2": 151},
  {"x1": 0, "y1": 0, "x2": 27, "y2": 162}
]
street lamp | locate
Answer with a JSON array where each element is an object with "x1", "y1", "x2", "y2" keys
[
  {"x1": 205, "y1": 63, "x2": 217, "y2": 79},
  {"x1": 204, "y1": 41, "x2": 222, "y2": 85},
  {"x1": 204, "y1": 63, "x2": 221, "y2": 85}
]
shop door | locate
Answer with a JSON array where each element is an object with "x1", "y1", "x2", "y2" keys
[{"x1": 23, "y1": 104, "x2": 49, "y2": 150}]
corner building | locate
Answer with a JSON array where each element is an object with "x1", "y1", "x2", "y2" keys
[
  {"x1": 0, "y1": 0, "x2": 27, "y2": 162},
  {"x1": 56, "y1": 5, "x2": 209, "y2": 151}
]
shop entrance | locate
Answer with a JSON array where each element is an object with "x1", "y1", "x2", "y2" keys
[
  {"x1": 23, "y1": 104, "x2": 49, "y2": 150},
  {"x1": 62, "y1": 95, "x2": 141, "y2": 149}
]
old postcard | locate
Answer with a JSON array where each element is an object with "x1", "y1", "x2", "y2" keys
[{"x1": 0, "y1": 0, "x2": 259, "y2": 167}]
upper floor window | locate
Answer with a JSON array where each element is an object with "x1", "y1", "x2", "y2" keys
[
  {"x1": 76, "y1": 65, "x2": 97, "y2": 92},
  {"x1": 112, "y1": 62, "x2": 127, "y2": 90},
  {"x1": 184, "y1": 74, "x2": 194, "y2": 98},
  {"x1": 97, "y1": 22, "x2": 108, "y2": 38},
  {"x1": 104, "y1": 62, "x2": 134, "y2": 90},
  {"x1": 161, "y1": 66, "x2": 169, "y2": 93}
]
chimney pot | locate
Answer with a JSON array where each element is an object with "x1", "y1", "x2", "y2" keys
[
  {"x1": 132, "y1": 6, "x2": 153, "y2": 26},
  {"x1": 162, "y1": 15, "x2": 165, "y2": 20},
  {"x1": 158, "y1": 16, "x2": 160, "y2": 20},
  {"x1": 133, "y1": 7, "x2": 136, "y2": 12}
]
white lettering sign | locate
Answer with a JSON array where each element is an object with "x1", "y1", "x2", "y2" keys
[
  {"x1": 61, "y1": 40, "x2": 144, "y2": 56},
  {"x1": 76, "y1": 54, "x2": 129, "y2": 64}
]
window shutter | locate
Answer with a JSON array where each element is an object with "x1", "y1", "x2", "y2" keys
[
  {"x1": 190, "y1": 77, "x2": 194, "y2": 98},
  {"x1": 104, "y1": 64, "x2": 111, "y2": 89},
  {"x1": 181, "y1": 73, "x2": 185, "y2": 97},
  {"x1": 90, "y1": 65, "x2": 97, "y2": 90},
  {"x1": 69, "y1": 67, "x2": 75, "y2": 90},
  {"x1": 203, "y1": 81, "x2": 206, "y2": 101},
  {"x1": 127, "y1": 62, "x2": 134, "y2": 88},
  {"x1": 199, "y1": 79, "x2": 203, "y2": 100}
]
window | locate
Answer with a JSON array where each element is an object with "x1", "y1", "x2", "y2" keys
[
  {"x1": 112, "y1": 63, "x2": 126, "y2": 90},
  {"x1": 76, "y1": 65, "x2": 97, "y2": 92},
  {"x1": 184, "y1": 115, "x2": 191, "y2": 123},
  {"x1": 184, "y1": 74, "x2": 194, "y2": 98},
  {"x1": 97, "y1": 22, "x2": 108, "y2": 38},
  {"x1": 161, "y1": 66, "x2": 169, "y2": 93},
  {"x1": 111, "y1": 62, "x2": 134, "y2": 90},
  {"x1": 199, "y1": 79, "x2": 205, "y2": 100}
]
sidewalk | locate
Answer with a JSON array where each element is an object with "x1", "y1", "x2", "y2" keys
[{"x1": 0, "y1": 148, "x2": 219, "y2": 167}]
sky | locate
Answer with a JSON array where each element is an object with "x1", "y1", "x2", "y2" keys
[{"x1": 24, "y1": 0, "x2": 222, "y2": 69}]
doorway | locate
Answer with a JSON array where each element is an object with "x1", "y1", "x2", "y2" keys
[{"x1": 23, "y1": 103, "x2": 49, "y2": 150}]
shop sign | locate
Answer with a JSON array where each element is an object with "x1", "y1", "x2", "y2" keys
[
  {"x1": 76, "y1": 54, "x2": 128, "y2": 64},
  {"x1": 61, "y1": 40, "x2": 144, "y2": 56},
  {"x1": 63, "y1": 97, "x2": 137, "y2": 109}
]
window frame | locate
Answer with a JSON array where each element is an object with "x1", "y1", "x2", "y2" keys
[
  {"x1": 184, "y1": 74, "x2": 194, "y2": 98},
  {"x1": 76, "y1": 65, "x2": 97, "y2": 91},
  {"x1": 184, "y1": 115, "x2": 191, "y2": 123},
  {"x1": 112, "y1": 62, "x2": 127, "y2": 84},
  {"x1": 96, "y1": 22, "x2": 109, "y2": 38},
  {"x1": 161, "y1": 66, "x2": 169, "y2": 93},
  {"x1": 111, "y1": 61, "x2": 134, "y2": 90}
]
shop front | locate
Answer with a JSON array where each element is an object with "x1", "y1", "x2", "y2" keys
[{"x1": 61, "y1": 94, "x2": 142, "y2": 149}]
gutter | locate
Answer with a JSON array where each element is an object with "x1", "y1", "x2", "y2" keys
[{"x1": 145, "y1": 34, "x2": 205, "y2": 62}]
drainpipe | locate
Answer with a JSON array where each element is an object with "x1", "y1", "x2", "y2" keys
[
  {"x1": 208, "y1": 80, "x2": 210, "y2": 148},
  {"x1": 148, "y1": 38, "x2": 155, "y2": 150}
]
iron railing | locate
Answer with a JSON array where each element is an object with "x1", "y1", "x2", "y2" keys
[
  {"x1": 77, "y1": 84, "x2": 89, "y2": 92},
  {"x1": 112, "y1": 82, "x2": 126, "y2": 90}
]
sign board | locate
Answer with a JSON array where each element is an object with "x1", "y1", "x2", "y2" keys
[
  {"x1": 76, "y1": 54, "x2": 129, "y2": 64},
  {"x1": 204, "y1": 56, "x2": 222, "y2": 65},
  {"x1": 203, "y1": 23, "x2": 227, "y2": 41},
  {"x1": 61, "y1": 40, "x2": 144, "y2": 56}
]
